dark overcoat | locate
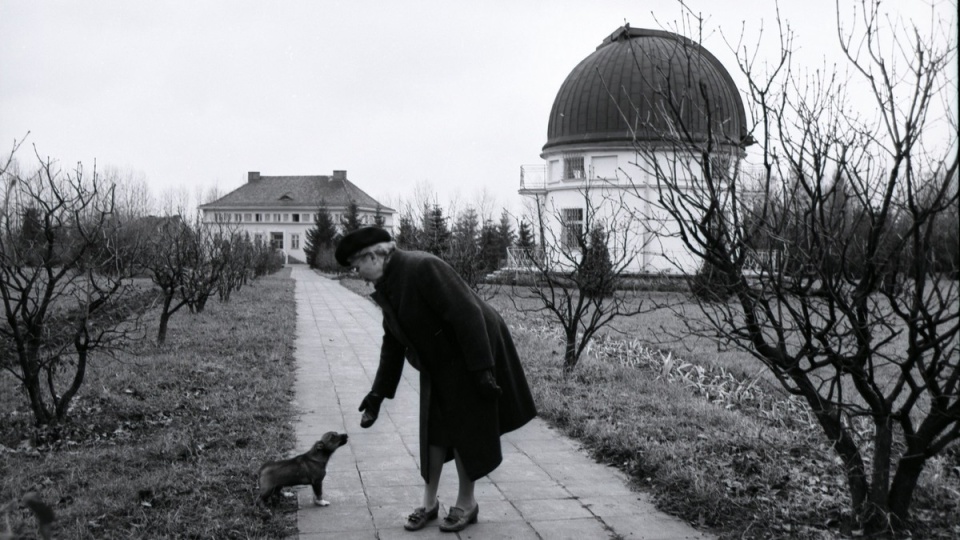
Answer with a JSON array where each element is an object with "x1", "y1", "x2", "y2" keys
[{"x1": 369, "y1": 249, "x2": 537, "y2": 481}]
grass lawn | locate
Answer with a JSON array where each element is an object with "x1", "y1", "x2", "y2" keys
[
  {"x1": 341, "y1": 275, "x2": 960, "y2": 539},
  {"x1": 1, "y1": 269, "x2": 298, "y2": 539},
  {"x1": 2, "y1": 267, "x2": 955, "y2": 539}
]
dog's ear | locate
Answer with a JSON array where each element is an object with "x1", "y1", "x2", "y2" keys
[{"x1": 316, "y1": 432, "x2": 337, "y2": 450}]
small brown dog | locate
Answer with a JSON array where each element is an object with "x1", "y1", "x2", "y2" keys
[{"x1": 257, "y1": 431, "x2": 349, "y2": 507}]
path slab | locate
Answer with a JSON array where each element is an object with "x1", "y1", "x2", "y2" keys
[{"x1": 289, "y1": 266, "x2": 713, "y2": 539}]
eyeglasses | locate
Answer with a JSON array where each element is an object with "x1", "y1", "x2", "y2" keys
[{"x1": 349, "y1": 252, "x2": 375, "y2": 267}]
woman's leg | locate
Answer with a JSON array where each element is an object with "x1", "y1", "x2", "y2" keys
[
  {"x1": 421, "y1": 445, "x2": 445, "y2": 509},
  {"x1": 452, "y1": 449, "x2": 477, "y2": 510}
]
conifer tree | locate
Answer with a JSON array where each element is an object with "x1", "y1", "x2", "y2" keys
[
  {"x1": 451, "y1": 207, "x2": 480, "y2": 253},
  {"x1": 496, "y1": 210, "x2": 515, "y2": 266},
  {"x1": 304, "y1": 200, "x2": 337, "y2": 269},
  {"x1": 447, "y1": 207, "x2": 484, "y2": 288},
  {"x1": 517, "y1": 220, "x2": 536, "y2": 249},
  {"x1": 395, "y1": 214, "x2": 419, "y2": 250},
  {"x1": 341, "y1": 200, "x2": 363, "y2": 233},
  {"x1": 479, "y1": 219, "x2": 501, "y2": 272},
  {"x1": 420, "y1": 204, "x2": 450, "y2": 256}
]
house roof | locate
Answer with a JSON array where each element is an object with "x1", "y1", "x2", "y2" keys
[{"x1": 199, "y1": 174, "x2": 394, "y2": 211}]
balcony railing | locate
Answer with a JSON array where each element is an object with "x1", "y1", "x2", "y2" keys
[{"x1": 519, "y1": 164, "x2": 547, "y2": 193}]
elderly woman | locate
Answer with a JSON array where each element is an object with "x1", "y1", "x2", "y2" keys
[{"x1": 335, "y1": 227, "x2": 537, "y2": 533}]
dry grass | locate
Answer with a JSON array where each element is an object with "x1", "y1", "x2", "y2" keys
[
  {"x1": 0, "y1": 269, "x2": 298, "y2": 539},
  {"x1": 341, "y1": 275, "x2": 960, "y2": 539}
]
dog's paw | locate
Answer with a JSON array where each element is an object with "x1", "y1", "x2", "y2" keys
[{"x1": 313, "y1": 498, "x2": 330, "y2": 507}]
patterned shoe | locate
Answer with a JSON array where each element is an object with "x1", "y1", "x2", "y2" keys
[
  {"x1": 439, "y1": 504, "x2": 479, "y2": 533},
  {"x1": 404, "y1": 500, "x2": 439, "y2": 531}
]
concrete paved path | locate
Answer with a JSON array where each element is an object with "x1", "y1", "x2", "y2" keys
[{"x1": 289, "y1": 265, "x2": 712, "y2": 539}]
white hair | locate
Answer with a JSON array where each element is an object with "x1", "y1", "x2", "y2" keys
[{"x1": 355, "y1": 241, "x2": 396, "y2": 259}]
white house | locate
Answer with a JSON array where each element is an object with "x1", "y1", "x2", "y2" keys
[
  {"x1": 199, "y1": 170, "x2": 394, "y2": 263},
  {"x1": 519, "y1": 26, "x2": 753, "y2": 274}
]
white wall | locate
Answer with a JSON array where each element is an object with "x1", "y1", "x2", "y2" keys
[
  {"x1": 528, "y1": 146, "x2": 711, "y2": 274},
  {"x1": 201, "y1": 207, "x2": 395, "y2": 264}
]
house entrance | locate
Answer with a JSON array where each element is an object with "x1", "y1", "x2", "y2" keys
[{"x1": 270, "y1": 232, "x2": 284, "y2": 249}]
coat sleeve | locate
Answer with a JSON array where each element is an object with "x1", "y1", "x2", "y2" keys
[
  {"x1": 371, "y1": 320, "x2": 406, "y2": 399},
  {"x1": 413, "y1": 257, "x2": 495, "y2": 372}
]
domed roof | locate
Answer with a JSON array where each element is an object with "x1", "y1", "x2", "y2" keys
[{"x1": 544, "y1": 26, "x2": 752, "y2": 151}]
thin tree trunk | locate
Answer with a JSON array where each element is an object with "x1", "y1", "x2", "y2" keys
[
  {"x1": 157, "y1": 293, "x2": 173, "y2": 345},
  {"x1": 56, "y1": 346, "x2": 88, "y2": 420},
  {"x1": 563, "y1": 330, "x2": 578, "y2": 373}
]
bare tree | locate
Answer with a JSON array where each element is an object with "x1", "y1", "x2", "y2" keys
[
  {"x1": 143, "y1": 214, "x2": 198, "y2": 345},
  {"x1": 517, "y1": 184, "x2": 648, "y2": 372},
  {"x1": 157, "y1": 185, "x2": 192, "y2": 218},
  {"x1": 143, "y1": 215, "x2": 236, "y2": 344},
  {"x1": 625, "y1": 2, "x2": 958, "y2": 533},
  {"x1": 0, "y1": 146, "x2": 153, "y2": 425},
  {"x1": 101, "y1": 165, "x2": 155, "y2": 219}
]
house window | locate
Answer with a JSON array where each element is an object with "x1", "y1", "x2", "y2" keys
[
  {"x1": 282, "y1": 213, "x2": 289, "y2": 222},
  {"x1": 270, "y1": 232, "x2": 284, "y2": 249},
  {"x1": 244, "y1": 213, "x2": 252, "y2": 222},
  {"x1": 254, "y1": 233, "x2": 264, "y2": 245},
  {"x1": 274, "y1": 214, "x2": 281, "y2": 222},
  {"x1": 564, "y1": 156, "x2": 585, "y2": 180},
  {"x1": 234, "y1": 213, "x2": 242, "y2": 222},
  {"x1": 291, "y1": 234, "x2": 300, "y2": 249},
  {"x1": 292, "y1": 213, "x2": 300, "y2": 223},
  {"x1": 561, "y1": 208, "x2": 584, "y2": 249},
  {"x1": 255, "y1": 213, "x2": 262, "y2": 222}
]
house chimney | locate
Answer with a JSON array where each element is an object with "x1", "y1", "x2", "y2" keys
[
  {"x1": 333, "y1": 170, "x2": 346, "y2": 181},
  {"x1": 248, "y1": 171, "x2": 260, "y2": 183}
]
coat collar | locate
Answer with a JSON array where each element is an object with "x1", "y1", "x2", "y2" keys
[{"x1": 371, "y1": 249, "x2": 405, "y2": 303}]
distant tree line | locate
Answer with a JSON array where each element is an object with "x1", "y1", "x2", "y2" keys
[{"x1": 304, "y1": 196, "x2": 538, "y2": 290}]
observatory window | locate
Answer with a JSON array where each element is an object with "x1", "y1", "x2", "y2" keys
[
  {"x1": 561, "y1": 208, "x2": 584, "y2": 249},
  {"x1": 548, "y1": 160, "x2": 561, "y2": 183},
  {"x1": 592, "y1": 155, "x2": 618, "y2": 180},
  {"x1": 564, "y1": 156, "x2": 585, "y2": 180}
]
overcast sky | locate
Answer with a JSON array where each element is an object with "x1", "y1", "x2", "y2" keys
[{"x1": 1, "y1": 0, "x2": 956, "y2": 216}]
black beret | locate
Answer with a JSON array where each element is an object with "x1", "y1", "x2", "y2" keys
[{"x1": 335, "y1": 227, "x2": 392, "y2": 266}]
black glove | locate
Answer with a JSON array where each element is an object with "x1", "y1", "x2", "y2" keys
[
  {"x1": 474, "y1": 369, "x2": 501, "y2": 400},
  {"x1": 358, "y1": 391, "x2": 383, "y2": 428}
]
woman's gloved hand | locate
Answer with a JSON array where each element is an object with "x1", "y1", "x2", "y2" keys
[
  {"x1": 358, "y1": 391, "x2": 383, "y2": 428},
  {"x1": 474, "y1": 369, "x2": 501, "y2": 400}
]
